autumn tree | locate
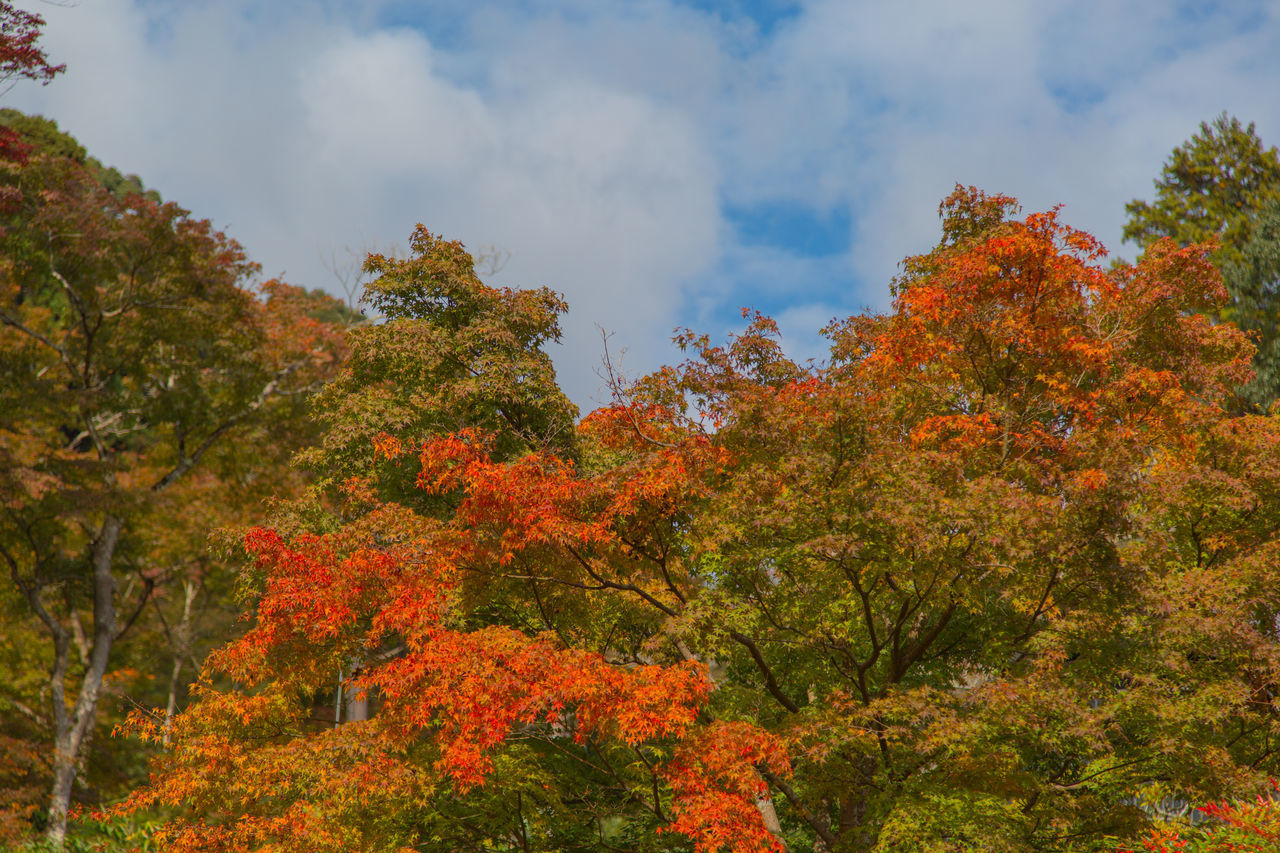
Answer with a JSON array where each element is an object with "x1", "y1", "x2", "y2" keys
[
  {"x1": 0, "y1": 2, "x2": 62, "y2": 163},
  {"x1": 0, "y1": 135, "x2": 345, "y2": 846},
  {"x1": 124, "y1": 191, "x2": 1280, "y2": 852}
]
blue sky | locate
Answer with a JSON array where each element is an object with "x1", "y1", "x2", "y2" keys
[{"x1": 10, "y1": 0, "x2": 1280, "y2": 407}]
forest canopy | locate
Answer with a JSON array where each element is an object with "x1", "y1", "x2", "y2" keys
[
  {"x1": 110, "y1": 196, "x2": 1280, "y2": 853},
  {"x1": 4, "y1": 5, "x2": 1280, "y2": 853}
]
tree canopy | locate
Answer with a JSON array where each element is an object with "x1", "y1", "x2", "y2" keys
[
  {"x1": 0, "y1": 113, "x2": 347, "y2": 846},
  {"x1": 4, "y1": 9, "x2": 1280, "y2": 848},
  {"x1": 1125, "y1": 114, "x2": 1280, "y2": 411},
  {"x1": 114, "y1": 188, "x2": 1280, "y2": 853}
]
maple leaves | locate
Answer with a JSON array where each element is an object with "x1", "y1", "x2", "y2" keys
[
  {"x1": 0, "y1": 2, "x2": 61, "y2": 89},
  {"x1": 665, "y1": 722, "x2": 793, "y2": 853},
  {"x1": 0, "y1": 2, "x2": 62, "y2": 165},
  {"x1": 125, "y1": 190, "x2": 1280, "y2": 852},
  {"x1": 224, "y1": 508, "x2": 711, "y2": 789}
]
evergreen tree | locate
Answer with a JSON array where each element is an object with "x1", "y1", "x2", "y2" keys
[
  {"x1": 1224, "y1": 199, "x2": 1280, "y2": 408},
  {"x1": 1124, "y1": 113, "x2": 1280, "y2": 267},
  {"x1": 1125, "y1": 114, "x2": 1280, "y2": 409}
]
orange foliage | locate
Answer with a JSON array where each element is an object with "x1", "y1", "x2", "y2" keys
[
  {"x1": 664, "y1": 722, "x2": 793, "y2": 853},
  {"x1": 120, "y1": 190, "x2": 1279, "y2": 852}
]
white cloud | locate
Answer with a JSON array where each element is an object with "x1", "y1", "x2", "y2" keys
[
  {"x1": 8, "y1": 0, "x2": 1280, "y2": 408},
  {"x1": 9, "y1": 0, "x2": 722, "y2": 403}
]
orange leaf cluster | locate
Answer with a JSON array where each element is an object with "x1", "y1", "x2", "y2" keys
[{"x1": 664, "y1": 722, "x2": 793, "y2": 853}]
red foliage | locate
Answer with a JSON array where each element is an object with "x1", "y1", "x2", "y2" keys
[
  {"x1": 0, "y1": 2, "x2": 63, "y2": 165},
  {"x1": 664, "y1": 722, "x2": 793, "y2": 853}
]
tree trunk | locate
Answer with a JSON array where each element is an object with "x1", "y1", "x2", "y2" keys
[
  {"x1": 755, "y1": 791, "x2": 789, "y2": 852},
  {"x1": 344, "y1": 686, "x2": 369, "y2": 722},
  {"x1": 162, "y1": 579, "x2": 198, "y2": 746},
  {"x1": 344, "y1": 655, "x2": 369, "y2": 723},
  {"x1": 45, "y1": 514, "x2": 121, "y2": 848}
]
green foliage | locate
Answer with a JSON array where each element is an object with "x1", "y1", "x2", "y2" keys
[
  {"x1": 0, "y1": 108, "x2": 85, "y2": 161},
  {"x1": 1125, "y1": 114, "x2": 1280, "y2": 410},
  {"x1": 20, "y1": 814, "x2": 158, "y2": 853},
  {"x1": 298, "y1": 225, "x2": 578, "y2": 504},
  {"x1": 1223, "y1": 198, "x2": 1280, "y2": 409},
  {"x1": 1124, "y1": 113, "x2": 1280, "y2": 267},
  {"x1": 0, "y1": 108, "x2": 161, "y2": 201},
  {"x1": 303, "y1": 286, "x2": 365, "y2": 328}
]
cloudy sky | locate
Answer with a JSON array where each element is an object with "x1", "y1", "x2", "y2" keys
[{"x1": 9, "y1": 0, "x2": 1280, "y2": 406}]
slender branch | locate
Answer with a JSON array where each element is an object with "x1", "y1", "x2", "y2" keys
[
  {"x1": 564, "y1": 544, "x2": 679, "y2": 618},
  {"x1": 115, "y1": 573, "x2": 156, "y2": 641},
  {"x1": 1051, "y1": 755, "x2": 1152, "y2": 790},
  {"x1": 728, "y1": 629, "x2": 800, "y2": 713},
  {"x1": 0, "y1": 535, "x2": 62, "y2": 639},
  {"x1": 599, "y1": 329, "x2": 678, "y2": 449},
  {"x1": 150, "y1": 357, "x2": 311, "y2": 493},
  {"x1": 0, "y1": 309, "x2": 69, "y2": 358},
  {"x1": 890, "y1": 602, "x2": 957, "y2": 684},
  {"x1": 758, "y1": 765, "x2": 837, "y2": 848}
]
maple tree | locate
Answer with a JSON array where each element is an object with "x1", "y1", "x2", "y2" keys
[
  {"x1": 0, "y1": 2, "x2": 62, "y2": 164},
  {"x1": 0, "y1": 133, "x2": 346, "y2": 847},
  {"x1": 123, "y1": 191, "x2": 1280, "y2": 852}
]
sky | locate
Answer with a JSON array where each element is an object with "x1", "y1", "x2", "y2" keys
[{"x1": 9, "y1": 0, "x2": 1280, "y2": 408}]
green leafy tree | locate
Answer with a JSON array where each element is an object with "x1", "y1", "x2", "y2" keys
[
  {"x1": 1222, "y1": 199, "x2": 1280, "y2": 408},
  {"x1": 299, "y1": 225, "x2": 578, "y2": 496},
  {"x1": 1126, "y1": 114, "x2": 1280, "y2": 409},
  {"x1": 1124, "y1": 113, "x2": 1280, "y2": 267},
  {"x1": 0, "y1": 141, "x2": 345, "y2": 847}
]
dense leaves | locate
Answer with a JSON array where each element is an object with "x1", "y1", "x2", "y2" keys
[
  {"x1": 0, "y1": 126, "x2": 346, "y2": 844},
  {"x1": 1223, "y1": 198, "x2": 1280, "y2": 409},
  {"x1": 1125, "y1": 114, "x2": 1280, "y2": 409},
  {"x1": 1124, "y1": 113, "x2": 1280, "y2": 268},
  {"x1": 121, "y1": 188, "x2": 1280, "y2": 852}
]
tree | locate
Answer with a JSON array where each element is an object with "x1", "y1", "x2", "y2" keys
[
  {"x1": 0, "y1": 142, "x2": 345, "y2": 846},
  {"x1": 299, "y1": 225, "x2": 578, "y2": 494},
  {"x1": 1125, "y1": 114, "x2": 1280, "y2": 410},
  {"x1": 1221, "y1": 199, "x2": 1280, "y2": 409},
  {"x1": 1124, "y1": 113, "x2": 1280, "y2": 267},
  {"x1": 122, "y1": 191, "x2": 1280, "y2": 852},
  {"x1": 0, "y1": 2, "x2": 63, "y2": 163}
]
